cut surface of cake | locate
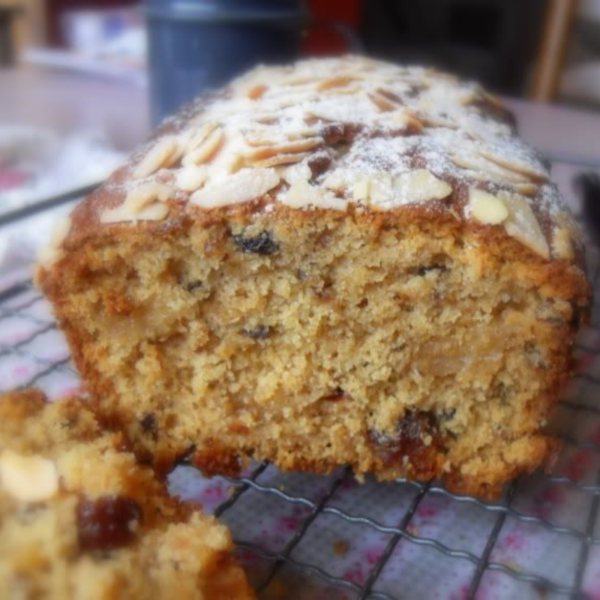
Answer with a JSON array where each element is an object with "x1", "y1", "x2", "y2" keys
[
  {"x1": 0, "y1": 389, "x2": 255, "y2": 599},
  {"x1": 37, "y1": 56, "x2": 591, "y2": 498}
]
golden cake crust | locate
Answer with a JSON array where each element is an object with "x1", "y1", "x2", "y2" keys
[{"x1": 37, "y1": 56, "x2": 592, "y2": 499}]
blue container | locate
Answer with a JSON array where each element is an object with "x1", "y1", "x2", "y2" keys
[{"x1": 145, "y1": 0, "x2": 308, "y2": 124}]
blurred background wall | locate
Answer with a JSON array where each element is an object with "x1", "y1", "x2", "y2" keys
[{"x1": 2, "y1": 0, "x2": 600, "y2": 106}]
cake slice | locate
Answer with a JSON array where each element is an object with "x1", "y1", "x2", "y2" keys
[
  {"x1": 37, "y1": 56, "x2": 591, "y2": 498},
  {"x1": 0, "y1": 389, "x2": 254, "y2": 599}
]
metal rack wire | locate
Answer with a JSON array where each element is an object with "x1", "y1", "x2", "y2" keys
[{"x1": 1, "y1": 190, "x2": 600, "y2": 599}]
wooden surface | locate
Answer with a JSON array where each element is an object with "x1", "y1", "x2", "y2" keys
[
  {"x1": 530, "y1": 0, "x2": 578, "y2": 102},
  {"x1": 1, "y1": 65, "x2": 600, "y2": 164}
]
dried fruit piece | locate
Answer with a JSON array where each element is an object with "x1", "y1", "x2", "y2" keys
[
  {"x1": 182, "y1": 127, "x2": 224, "y2": 166},
  {"x1": 499, "y1": 191, "x2": 550, "y2": 259},
  {"x1": 132, "y1": 136, "x2": 179, "y2": 179},
  {"x1": 233, "y1": 232, "x2": 279, "y2": 255},
  {"x1": 175, "y1": 165, "x2": 208, "y2": 192},
  {"x1": 190, "y1": 168, "x2": 280, "y2": 208},
  {"x1": 77, "y1": 496, "x2": 142, "y2": 551},
  {"x1": 0, "y1": 451, "x2": 58, "y2": 502},
  {"x1": 469, "y1": 188, "x2": 509, "y2": 225}
]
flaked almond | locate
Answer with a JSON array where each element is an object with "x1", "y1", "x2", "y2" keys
[
  {"x1": 449, "y1": 152, "x2": 529, "y2": 184},
  {"x1": 368, "y1": 91, "x2": 398, "y2": 112},
  {"x1": 469, "y1": 188, "x2": 508, "y2": 224},
  {"x1": 479, "y1": 149, "x2": 548, "y2": 183},
  {"x1": 247, "y1": 84, "x2": 268, "y2": 100},
  {"x1": 191, "y1": 168, "x2": 280, "y2": 208},
  {"x1": 244, "y1": 137, "x2": 322, "y2": 163},
  {"x1": 279, "y1": 179, "x2": 347, "y2": 211},
  {"x1": 352, "y1": 177, "x2": 371, "y2": 202},
  {"x1": 101, "y1": 201, "x2": 170, "y2": 224},
  {"x1": 420, "y1": 114, "x2": 459, "y2": 129},
  {"x1": 278, "y1": 162, "x2": 312, "y2": 185},
  {"x1": 0, "y1": 451, "x2": 58, "y2": 502},
  {"x1": 553, "y1": 226, "x2": 574, "y2": 260},
  {"x1": 175, "y1": 165, "x2": 208, "y2": 192},
  {"x1": 322, "y1": 170, "x2": 354, "y2": 194},
  {"x1": 317, "y1": 75, "x2": 358, "y2": 92},
  {"x1": 187, "y1": 121, "x2": 219, "y2": 153},
  {"x1": 183, "y1": 127, "x2": 224, "y2": 166},
  {"x1": 369, "y1": 173, "x2": 394, "y2": 204},
  {"x1": 133, "y1": 136, "x2": 179, "y2": 179},
  {"x1": 513, "y1": 182, "x2": 538, "y2": 196},
  {"x1": 500, "y1": 191, "x2": 550, "y2": 259},
  {"x1": 390, "y1": 169, "x2": 452, "y2": 205},
  {"x1": 125, "y1": 182, "x2": 172, "y2": 212},
  {"x1": 250, "y1": 152, "x2": 310, "y2": 169}
]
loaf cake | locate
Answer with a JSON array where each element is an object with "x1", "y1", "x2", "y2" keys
[
  {"x1": 0, "y1": 389, "x2": 254, "y2": 599},
  {"x1": 37, "y1": 56, "x2": 591, "y2": 498}
]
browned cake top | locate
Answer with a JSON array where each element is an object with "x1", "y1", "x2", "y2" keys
[{"x1": 40, "y1": 55, "x2": 583, "y2": 268}]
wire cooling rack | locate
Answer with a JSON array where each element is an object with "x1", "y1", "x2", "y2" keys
[{"x1": 2, "y1": 171, "x2": 600, "y2": 600}]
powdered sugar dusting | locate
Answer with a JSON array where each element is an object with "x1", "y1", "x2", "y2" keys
[{"x1": 92, "y1": 55, "x2": 578, "y2": 261}]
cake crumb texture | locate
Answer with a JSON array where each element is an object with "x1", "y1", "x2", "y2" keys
[
  {"x1": 38, "y1": 56, "x2": 591, "y2": 499},
  {"x1": 0, "y1": 389, "x2": 255, "y2": 599}
]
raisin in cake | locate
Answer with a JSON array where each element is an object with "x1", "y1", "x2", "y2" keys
[
  {"x1": 0, "y1": 389, "x2": 254, "y2": 599},
  {"x1": 37, "y1": 56, "x2": 591, "y2": 498}
]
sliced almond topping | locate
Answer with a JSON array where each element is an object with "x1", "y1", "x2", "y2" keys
[
  {"x1": 513, "y1": 182, "x2": 538, "y2": 196},
  {"x1": 499, "y1": 191, "x2": 550, "y2": 259},
  {"x1": 323, "y1": 84, "x2": 362, "y2": 96},
  {"x1": 369, "y1": 173, "x2": 394, "y2": 204},
  {"x1": 553, "y1": 226, "x2": 574, "y2": 260},
  {"x1": 101, "y1": 201, "x2": 170, "y2": 224},
  {"x1": 469, "y1": 188, "x2": 509, "y2": 225},
  {"x1": 244, "y1": 138, "x2": 322, "y2": 163},
  {"x1": 124, "y1": 182, "x2": 173, "y2": 212},
  {"x1": 183, "y1": 127, "x2": 224, "y2": 166},
  {"x1": 279, "y1": 179, "x2": 347, "y2": 211},
  {"x1": 278, "y1": 162, "x2": 312, "y2": 185},
  {"x1": 479, "y1": 149, "x2": 548, "y2": 183},
  {"x1": 250, "y1": 152, "x2": 310, "y2": 169},
  {"x1": 186, "y1": 121, "x2": 219, "y2": 152},
  {"x1": 175, "y1": 165, "x2": 208, "y2": 192},
  {"x1": 133, "y1": 136, "x2": 179, "y2": 179},
  {"x1": 390, "y1": 169, "x2": 452, "y2": 205},
  {"x1": 101, "y1": 183, "x2": 172, "y2": 223},
  {"x1": 352, "y1": 178, "x2": 371, "y2": 202},
  {"x1": 420, "y1": 114, "x2": 459, "y2": 129},
  {"x1": 0, "y1": 451, "x2": 58, "y2": 503},
  {"x1": 368, "y1": 91, "x2": 398, "y2": 112},
  {"x1": 247, "y1": 84, "x2": 268, "y2": 100},
  {"x1": 317, "y1": 76, "x2": 358, "y2": 92},
  {"x1": 449, "y1": 152, "x2": 529, "y2": 184},
  {"x1": 190, "y1": 168, "x2": 280, "y2": 208}
]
